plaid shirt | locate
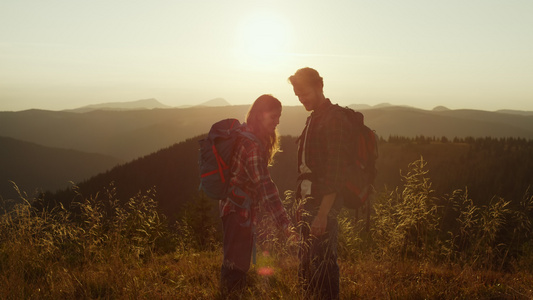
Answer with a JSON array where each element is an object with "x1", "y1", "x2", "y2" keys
[
  {"x1": 298, "y1": 99, "x2": 353, "y2": 199},
  {"x1": 219, "y1": 125, "x2": 290, "y2": 229}
]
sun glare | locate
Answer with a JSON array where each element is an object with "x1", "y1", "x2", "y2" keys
[{"x1": 234, "y1": 11, "x2": 291, "y2": 69}]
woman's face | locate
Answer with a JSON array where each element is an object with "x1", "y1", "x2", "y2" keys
[{"x1": 259, "y1": 107, "x2": 281, "y2": 133}]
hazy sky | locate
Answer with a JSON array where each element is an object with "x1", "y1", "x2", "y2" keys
[{"x1": 1, "y1": 0, "x2": 532, "y2": 111}]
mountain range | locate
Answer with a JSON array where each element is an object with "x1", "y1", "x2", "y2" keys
[
  {"x1": 1, "y1": 99, "x2": 533, "y2": 202},
  {"x1": 64, "y1": 98, "x2": 232, "y2": 113},
  {"x1": 65, "y1": 98, "x2": 172, "y2": 113}
]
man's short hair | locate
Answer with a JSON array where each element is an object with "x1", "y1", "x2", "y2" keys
[{"x1": 288, "y1": 67, "x2": 324, "y2": 90}]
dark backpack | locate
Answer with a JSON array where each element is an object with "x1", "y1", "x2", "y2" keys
[
  {"x1": 334, "y1": 106, "x2": 378, "y2": 210},
  {"x1": 198, "y1": 119, "x2": 258, "y2": 200}
]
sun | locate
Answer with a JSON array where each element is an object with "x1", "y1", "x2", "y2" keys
[{"x1": 234, "y1": 11, "x2": 291, "y2": 69}]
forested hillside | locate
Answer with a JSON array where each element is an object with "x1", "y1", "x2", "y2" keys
[{"x1": 41, "y1": 135, "x2": 533, "y2": 222}]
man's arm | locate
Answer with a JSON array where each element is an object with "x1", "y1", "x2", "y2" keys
[{"x1": 310, "y1": 192, "x2": 336, "y2": 236}]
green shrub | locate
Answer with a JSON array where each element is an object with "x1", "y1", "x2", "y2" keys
[{"x1": 372, "y1": 157, "x2": 440, "y2": 260}]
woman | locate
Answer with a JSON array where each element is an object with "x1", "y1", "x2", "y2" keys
[{"x1": 219, "y1": 94, "x2": 292, "y2": 295}]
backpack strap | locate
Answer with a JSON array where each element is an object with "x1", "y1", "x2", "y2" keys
[
  {"x1": 239, "y1": 131, "x2": 262, "y2": 148},
  {"x1": 322, "y1": 104, "x2": 351, "y2": 127},
  {"x1": 238, "y1": 126, "x2": 265, "y2": 151}
]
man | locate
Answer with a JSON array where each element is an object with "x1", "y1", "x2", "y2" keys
[{"x1": 289, "y1": 67, "x2": 352, "y2": 299}]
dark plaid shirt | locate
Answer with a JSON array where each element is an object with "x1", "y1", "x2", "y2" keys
[
  {"x1": 298, "y1": 99, "x2": 353, "y2": 199},
  {"x1": 220, "y1": 125, "x2": 290, "y2": 230}
]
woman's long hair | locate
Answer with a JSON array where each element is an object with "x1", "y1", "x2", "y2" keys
[{"x1": 246, "y1": 94, "x2": 281, "y2": 165}]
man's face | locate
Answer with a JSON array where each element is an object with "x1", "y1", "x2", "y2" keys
[{"x1": 293, "y1": 85, "x2": 321, "y2": 111}]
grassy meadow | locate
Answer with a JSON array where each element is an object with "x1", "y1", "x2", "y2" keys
[{"x1": 1, "y1": 158, "x2": 533, "y2": 299}]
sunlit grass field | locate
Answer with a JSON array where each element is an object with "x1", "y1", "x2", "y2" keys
[
  {"x1": 1, "y1": 158, "x2": 533, "y2": 299},
  {"x1": 2, "y1": 245, "x2": 532, "y2": 299}
]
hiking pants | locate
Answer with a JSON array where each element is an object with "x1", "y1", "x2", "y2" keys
[
  {"x1": 220, "y1": 212, "x2": 253, "y2": 294},
  {"x1": 299, "y1": 210, "x2": 340, "y2": 300}
]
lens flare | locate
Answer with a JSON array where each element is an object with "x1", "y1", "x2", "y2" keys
[{"x1": 257, "y1": 266, "x2": 275, "y2": 276}]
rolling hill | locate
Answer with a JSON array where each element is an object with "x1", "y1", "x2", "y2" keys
[
  {"x1": 360, "y1": 106, "x2": 533, "y2": 141},
  {"x1": 0, "y1": 106, "x2": 252, "y2": 161},
  {"x1": 1, "y1": 105, "x2": 532, "y2": 162},
  {"x1": 0, "y1": 136, "x2": 123, "y2": 201}
]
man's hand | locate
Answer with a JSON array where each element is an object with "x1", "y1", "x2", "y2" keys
[
  {"x1": 310, "y1": 215, "x2": 327, "y2": 237},
  {"x1": 310, "y1": 193, "x2": 336, "y2": 237}
]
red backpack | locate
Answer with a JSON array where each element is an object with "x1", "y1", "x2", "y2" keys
[
  {"x1": 198, "y1": 119, "x2": 258, "y2": 200},
  {"x1": 341, "y1": 107, "x2": 378, "y2": 210}
]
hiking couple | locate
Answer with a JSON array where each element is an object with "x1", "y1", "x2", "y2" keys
[{"x1": 220, "y1": 67, "x2": 348, "y2": 299}]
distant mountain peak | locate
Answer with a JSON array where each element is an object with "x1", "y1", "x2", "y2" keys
[
  {"x1": 433, "y1": 106, "x2": 450, "y2": 111},
  {"x1": 67, "y1": 98, "x2": 171, "y2": 113},
  {"x1": 197, "y1": 98, "x2": 231, "y2": 107},
  {"x1": 374, "y1": 103, "x2": 393, "y2": 108}
]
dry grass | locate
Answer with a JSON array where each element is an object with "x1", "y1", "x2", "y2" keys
[
  {"x1": 342, "y1": 259, "x2": 533, "y2": 299},
  {"x1": 1, "y1": 158, "x2": 533, "y2": 299},
  {"x1": 3, "y1": 249, "x2": 532, "y2": 299}
]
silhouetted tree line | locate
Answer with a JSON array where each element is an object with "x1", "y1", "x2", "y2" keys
[
  {"x1": 38, "y1": 135, "x2": 532, "y2": 223},
  {"x1": 383, "y1": 135, "x2": 533, "y2": 205}
]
